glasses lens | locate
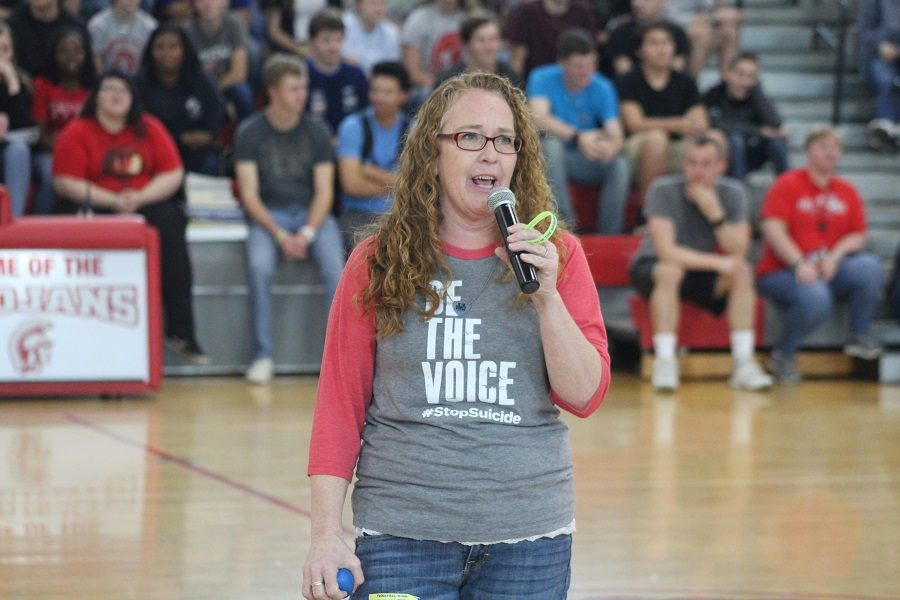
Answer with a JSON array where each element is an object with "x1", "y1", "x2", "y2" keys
[
  {"x1": 456, "y1": 132, "x2": 487, "y2": 151},
  {"x1": 493, "y1": 135, "x2": 521, "y2": 154}
]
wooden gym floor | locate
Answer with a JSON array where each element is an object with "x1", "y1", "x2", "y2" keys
[{"x1": 1, "y1": 373, "x2": 898, "y2": 600}]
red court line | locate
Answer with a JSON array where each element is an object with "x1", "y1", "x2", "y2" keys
[{"x1": 64, "y1": 412, "x2": 355, "y2": 536}]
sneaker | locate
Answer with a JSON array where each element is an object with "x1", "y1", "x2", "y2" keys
[
  {"x1": 868, "y1": 119, "x2": 897, "y2": 154},
  {"x1": 765, "y1": 351, "x2": 802, "y2": 385},
  {"x1": 166, "y1": 336, "x2": 210, "y2": 365},
  {"x1": 245, "y1": 357, "x2": 274, "y2": 384},
  {"x1": 729, "y1": 359, "x2": 774, "y2": 391},
  {"x1": 843, "y1": 333, "x2": 882, "y2": 360},
  {"x1": 651, "y1": 357, "x2": 679, "y2": 391}
]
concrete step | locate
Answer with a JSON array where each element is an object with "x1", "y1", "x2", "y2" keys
[
  {"x1": 867, "y1": 205, "x2": 900, "y2": 228},
  {"x1": 779, "y1": 98, "x2": 873, "y2": 123},
  {"x1": 744, "y1": 2, "x2": 848, "y2": 26},
  {"x1": 755, "y1": 51, "x2": 847, "y2": 73},
  {"x1": 787, "y1": 150, "x2": 899, "y2": 172},
  {"x1": 868, "y1": 229, "x2": 900, "y2": 259},
  {"x1": 842, "y1": 172, "x2": 900, "y2": 198},
  {"x1": 740, "y1": 24, "x2": 837, "y2": 51},
  {"x1": 697, "y1": 70, "x2": 867, "y2": 100}
]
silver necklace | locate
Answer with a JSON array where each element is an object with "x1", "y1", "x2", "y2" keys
[{"x1": 451, "y1": 259, "x2": 500, "y2": 317}]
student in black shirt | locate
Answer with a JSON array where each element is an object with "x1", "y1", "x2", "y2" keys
[
  {"x1": 136, "y1": 24, "x2": 224, "y2": 176},
  {"x1": 604, "y1": 0, "x2": 690, "y2": 76},
  {"x1": 703, "y1": 51, "x2": 789, "y2": 180},
  {"x1": 616, "y1": 21, "x2": 719, "y2": 206},
  {"x1": 7, "y1": 0, "x2": 90, "y2": 78}
]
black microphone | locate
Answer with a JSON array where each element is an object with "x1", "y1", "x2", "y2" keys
[{"x1": 487, "y1": 187, "x2": 539, "y2": 294}]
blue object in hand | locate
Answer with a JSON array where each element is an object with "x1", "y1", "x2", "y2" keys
[{"x1": 337, "y1": 568, "x2": 354, "y2": 594}]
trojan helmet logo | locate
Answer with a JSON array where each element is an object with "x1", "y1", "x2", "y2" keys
[{"x1": 8, "y1": 320, "x2": 54, "y2": 376}]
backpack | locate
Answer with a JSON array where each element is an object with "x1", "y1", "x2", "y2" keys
[{"x1": 358, "y1": 110, "x2": 411, "y2": 166}]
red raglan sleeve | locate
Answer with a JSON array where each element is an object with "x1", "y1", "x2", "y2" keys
[
  {"x1": 549, "y1": 232, "x2": 611, "y2": 418},
  {"x1": 307, "y1": 240, "x2": 377, "y2": 480}
]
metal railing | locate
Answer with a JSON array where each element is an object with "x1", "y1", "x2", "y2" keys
[{"x1": 811, "y1": 0, "x2": 852, "y2": 124}]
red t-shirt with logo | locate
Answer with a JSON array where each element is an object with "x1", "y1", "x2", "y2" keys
[
  {"x1": 32, "y1": 77, "x2": 91, "y2": 138},
  {"x1": 757, "y1": 168, "x2": 867, "y2": 276},
  {"x1": 52, "y1": 115, "x2": 182, "y2": 192}
]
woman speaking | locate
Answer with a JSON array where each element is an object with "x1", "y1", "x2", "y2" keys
[{"x1": 303, "y1": 72, "x2": 610, "y2": 599}]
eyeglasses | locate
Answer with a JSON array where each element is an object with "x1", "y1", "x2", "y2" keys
[
  {"x1": 99, "y1": 84, "x2": 130, "y2": 94},
  {"x1": 437, "y1": 131, "x2": 522, "y2": 154}
]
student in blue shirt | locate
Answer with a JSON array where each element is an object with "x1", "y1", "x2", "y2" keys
[
  {"x1": 528, "y1": 27, "x2": 630, "y2": 233},
  {"x1": 336, "y1": 61, "x2": 410, "y2": 249}
]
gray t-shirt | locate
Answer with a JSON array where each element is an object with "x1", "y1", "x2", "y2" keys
[
  {"x1": 633, "y1": 174, "x2": 749, "y2": 261},
  {"x1": 352, "y1": 253, "x2": 575, "y2": 543},
  {"x1": 400, "y1": 3, "x2": 462, "y2": 76},
  {"x1": 88, "y1": 8, "x2": 158, "y2": 75},
  {"x1": 234, "y1": 113, "x2": 333, "y2": 208},
  {"x1": 185, "y1": 14, "x2": 249, "y2": 80}
]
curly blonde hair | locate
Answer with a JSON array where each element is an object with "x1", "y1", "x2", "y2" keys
[{"x1": 360, "y1": 72, "x2": 566, "y2": 338}]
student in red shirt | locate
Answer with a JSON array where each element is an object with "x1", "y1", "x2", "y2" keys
[
  {"x1": 32, "y1": 27, "x2": 96, "y2": 214},
  {"x1": 758, "y1": 125, "x2": 884, "y2": 384},
  {"x1": 52, "y1": 70, "x2": 208, "y2": 365}
]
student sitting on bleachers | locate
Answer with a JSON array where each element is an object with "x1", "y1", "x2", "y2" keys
[
  {"x1": 342, "y1": 0, "x2": 401, "y2": 77},
  {"x1": 616, "y1": 21, "x2": 720, "y2": 215},
  {"x1": 336, "y1": 60, "x2": 410, "y2": 250},
  {"x1": 758, "y1": 125, "x2": 884, "y2": 384},
  {"x1": 434, "y1": 13, "x2": 524, "y2": 90},
  {"x1": 604, "y1": 0, "x2": 690, "y2": 76},
  {"x1": 0, "y1": 22, "x2": 33, "y2": 217},
  {"x1": 8, "y1": 0, "x2": 91, "y2": 80},
  {"x1": 629, "y1": 134, "x2": 772, "y2": 392},
  {"x1": 665, "y1": 0, "x2": 742, "y2": 78},
  {"x1": 858, "y1": 0, "x2": 900, "y2": 153},
  {"x1": 305, "y1": 8, "x2": 369, "y2": 136},
  {"x1": 185, "y1": 0, "x2": 255, "y2": 122},
  {"x1": 136, "y1": 24, "x2": 224, "y2": 176},
  {"x1": 703, "y1": 51, "x2": 789, "y2": 181},
  {"x1": 52, "y1": 70, "x2": 208, "y2": 365},
  {"x1": 87, "y1": 0, "x2": 157, "y2": 75},
  {"x1": 528, "y1": 27, "x2": 630, "y2": 233},
  {"x1": 32, "y1": 27, "x2": 97, "y2": 214},
  {"x1": 401, "y1": 0, "x2": 464, "y2": 103},
  {"x1": 235, "y1": 55, "x2": 345, "y2": 385}
]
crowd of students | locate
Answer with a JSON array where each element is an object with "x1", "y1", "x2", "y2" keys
[{"x1": 0, "y1": 0, "x2": 893, "y2": 388}]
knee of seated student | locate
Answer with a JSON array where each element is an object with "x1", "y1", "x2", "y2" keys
[
  {"x1": 628, "y1": 129, "x2": 669, "y2": 161},
  {"x1": 652, "y1": 261, "x2": 686, "y2": 291},
  {"x1": 842, "y1": 252, "x2": 886, "y2": 288},
  {"x1": 796, "y1": 280, "x2": 834, "y2": 315},
  {"x1": 720, "y1": 259, "x2": 754, "y2": 290}
]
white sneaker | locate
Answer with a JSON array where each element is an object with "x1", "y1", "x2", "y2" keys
[
  {"x1": 651, "y1": 357, "x2": 679, "y2": 391},
  {"x1": 729, "y1": 359, "x2": 774, "y2": 391},
  {"x1": 245, "y1": 357, "x2": 274, "y2": 384}
]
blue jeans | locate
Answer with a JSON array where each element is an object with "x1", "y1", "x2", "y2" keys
[
  {"x1": 352, "y1": 534, "x2": 572, "y2": 600},
  {"x1": 542, "y1": 135, "x2": 631, "y2": 234},
  {"x1": 225, "y1": 82, "x2": 256, "y2": 123},
  {"x1": 757, "y1": 252, "x2": 884, "y2": 356},
  {"x1": 3, "y1": 139, "x2": 31, "y2": 217},
  {"x1": 245, "y1": 206, "x2": 345, "y2": 359},
  {"x1": 868, "y1": 57, "x2": 900, "y2": 122},
  {"x1": 32, "y1": 151, "x2": 56, "y2": 215},
  {"x1": 725, "y1": 130, "x2": 789, "y2": 179}
]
